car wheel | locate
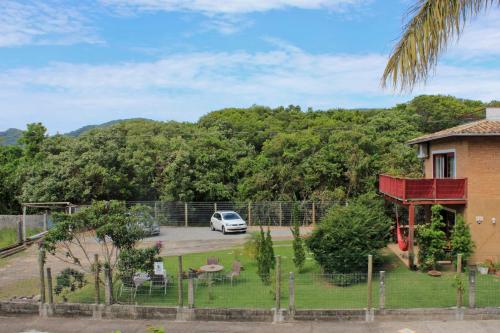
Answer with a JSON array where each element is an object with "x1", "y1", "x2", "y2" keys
[
  {"x1": 222, "y1": 226, "x2": 227, "y2": 235},
  {"x1": 210, "y1": 223, "x2": 215, "y2": 231}
]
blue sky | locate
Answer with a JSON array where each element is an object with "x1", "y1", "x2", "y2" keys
[{"x1": 1, "y1": 0, "x2": 500, "y2": 133}]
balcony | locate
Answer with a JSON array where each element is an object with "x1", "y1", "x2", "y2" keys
[{"x1": 379, "y1": 174, "x2": 467, "y2": 204}]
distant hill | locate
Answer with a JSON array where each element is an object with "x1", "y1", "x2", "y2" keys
[
  {"x1": 0, "y1": 128, "x2": 23, "y2": 146},
  {"x1": 65, "y1": 118, "x2": 150, "y2": 137}
]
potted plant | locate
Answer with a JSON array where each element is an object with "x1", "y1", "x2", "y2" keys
[{"x1": 477, "y1": 262, "x2": 489, "y2": 275}]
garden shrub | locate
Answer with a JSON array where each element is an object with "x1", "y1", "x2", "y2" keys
[
  {"x1": 256, "y1": 226, "x2": 275, "y2": 284},
  {"x1": 291, "y1": 203, "x2": 305, "y2": 272},
  {"x1": 306, "y1": 193, "x2": 391, "y2": 275},
  {"x1": 416, "y1": 205, "x2": 447, "y2": 271},
  {"x1": 54, "y1": 268, "x2": 87, "y2": 302},
  {"x1": 117, "y1": 244, "x2": 161, "y2": 280},
  {"x1": 450, "y1": 214, "x2": 474, "y2": 266}
]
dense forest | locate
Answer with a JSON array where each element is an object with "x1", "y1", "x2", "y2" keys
[{"x1": 0, "y1": 95, "x2": 487, "y2": 214}]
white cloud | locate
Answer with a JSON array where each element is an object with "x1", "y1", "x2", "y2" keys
[
  {"x1": 2, "y1": 43, "x2": 500, "y2": 133},
  {"x1": 101, "y1": 0, "x2": 366, "y2": 14},
  {"x1": 0, "y1": 0, "x2": 102, "y2": 47}
]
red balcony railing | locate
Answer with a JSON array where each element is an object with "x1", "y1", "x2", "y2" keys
[{"x1": 379, "y1": 174, "x2": 467, "y2": 203}]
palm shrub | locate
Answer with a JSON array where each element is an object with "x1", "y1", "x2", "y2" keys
[
  {"x1": 306, "y1": 193, "x2": 391, "y2": 276},
  {"x1": 450, "y1": 214, "x2": 474, "y2": 267},
  {"x1": 416, "y1": 205, "x2": 447, "y2": 271}
]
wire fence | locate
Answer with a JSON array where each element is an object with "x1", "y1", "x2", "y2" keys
[{"x1": 24, "y1": 253, "x2": 500, "y2": 312}]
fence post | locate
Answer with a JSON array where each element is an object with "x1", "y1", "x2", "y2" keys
[
  {"x1": 379, "y1": 271, "x2": 385, "y2": 311},
  {"x1": 214, "y1": 202, "x2": 217, "y2": 213},
  {"x1": 188, "y1": 274, "x2": 194, "y2": 309},
  {"x1": 17, "y1": 218, "x2": 23, "y2": 244},
  {"x1": 456, "y1": 253, "x2": 463, "y2": 308},
  {"x1": 22, "y1": 205, "x2": 27, "y2": 242},
  {"x1": 94, "y1": 254, "x2": 100, "y2": 304},
  {"x1": 288, "y1": 272, "x2": 295, "y2": 318},
  {"x1": 275, "y1": 255, "x2": 281, "y2": 311},
  {"x1": 279, "y1": 202, "x2": 283, "y2": 227},
  {"x1": 248, "y1": 202, "x2": 252, "y2": 226},
  {"x1": 312, "y1": 202, "x2": 316, "y2": 226},
  {"x1": 46, "y1": 267, "x2": 54, "y2": 305},
  {"x1": 38, "y1": 246, "x2": 46, "y2": 305},
  {"x1": 178, "y1": 256, "x2": 183, "y2": 307},
  {"x1": 104, "y1": 266, "x2": 113, "y2": 305},
  {"x1": 184, "y1": 202, "x2": 188, "y2": 227},
  {"x1": 468, "y1": 268, "x2": 476, "y2": 308},
  {"x1": 43, "y1": 212, "x2": 48, "y2": 232},
  {"x1": 366, "y1": 254, "x2": 374, "y2": 322}
]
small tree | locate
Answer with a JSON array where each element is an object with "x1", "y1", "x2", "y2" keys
[
  {"x1": 450, "y1": 214, "x2": 474, "y2": 266},
  {"x1": 256, "y1": 225, "x2": 276, "y2": 284},
  {"x1": 117, "y1": 245, "x2": 161, "y2": 281},
  {"x1": 266, "y1": 227, "x2": 276, "y2": 268},
  {"x1": 416, "y1": 205, "x2": 447, "y2": 271},
  {"x1": 291, "y1": 204, "x2": 305, "y2": 272},
  {"x1": 44, "y1": 201, "x2": 148, "y2": 302}
]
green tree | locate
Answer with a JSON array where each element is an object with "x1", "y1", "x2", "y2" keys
[
  {"x1": 256, "y1": 225, "x2": 276, "y2": 284},
  {"x1": 44, "y1": 201, "x2": 146, "y2": 277},
  {"x1": 416, "y1": 205, "x2": 447, "y2": 271},
  {"x1": 383, "y1": 1, "x2": 497, "y2": 91},
  {"x1": 450, "y1": 214, "x2": 475, "y2": 266},
  {"x1": 306, "y1": 194, "x2": 391, "y2": 274},
  {"x1": 291, "y1": 204, "x2": 306, "y2": 272},
  {"x1": 19, "y1": 123, "x2": 47, "y2": 159}
]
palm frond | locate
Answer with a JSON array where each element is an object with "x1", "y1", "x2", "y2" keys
[{"x1": 382, "y1": 0, "x2": 499, "y2": 91}]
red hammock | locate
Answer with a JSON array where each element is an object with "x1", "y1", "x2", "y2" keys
[{"x1": 395, "y1": 205, "x2": 409, "y2": 251}]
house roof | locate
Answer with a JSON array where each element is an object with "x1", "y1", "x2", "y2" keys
[{"x1": 408, "y1": 119, "x2": 500, "y2": 145}]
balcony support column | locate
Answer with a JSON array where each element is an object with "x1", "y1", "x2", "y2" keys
[{"x1": 408, "y1": 204, "x2": 416, "y2": 270}]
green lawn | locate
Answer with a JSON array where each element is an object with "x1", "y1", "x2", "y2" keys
[
  {"x1": 0, "y1": 227, "x2": 43, "y2": 249},
  {"x1": 63, "y1": 242, "x2": 500, "y2": 309}
]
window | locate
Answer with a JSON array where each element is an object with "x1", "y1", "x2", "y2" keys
[
  {"x1": 433, "y1": 152, "x2": 455, "y2": 178},
  {"x1": 222, "y1": 213, "x2": 241, "y2": 220},
  {"x1": 214, "y1": 213, "x2": 221, "y2": 220}
]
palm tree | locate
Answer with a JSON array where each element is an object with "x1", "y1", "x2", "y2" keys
[{"x1": 382, "y1": 0, "x2": 499, "y2": 91}]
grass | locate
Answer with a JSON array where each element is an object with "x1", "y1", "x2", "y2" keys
[
  {"x1": 0, "y1": 227, "x2": 42, "y2": 248},
  {"x1": 58, "y1": 242, "x2": 500, "y2": 309}
]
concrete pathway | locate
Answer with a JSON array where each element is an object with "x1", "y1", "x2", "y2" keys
[{"x1": 2, "y1": 316, "x2": 500, "y2": 333}]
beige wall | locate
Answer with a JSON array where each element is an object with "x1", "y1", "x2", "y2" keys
[{"x1": 424, "y1": 137, "x2": 500, "y2": 262}]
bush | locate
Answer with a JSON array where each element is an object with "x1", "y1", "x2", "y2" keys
[
  {"x1": 306, "y1": 194, "x2": 391, "y2": 274},
  {"x1": 416, "y1": 205, "x2": 447, "y2": 271},
  {"x1": 450, "y1": 214, "x2": 474, "y2": 266},
  {"x1": 54, "y1": 268, "x2": 87, "y2": 302},
  {"x1": 256, "y1": 226, "x2": 275, "y2": 284},
  {"x1": 117, "y1": 245, "x2": 161, "y2": 280},
  {"x1": 242, "y1": 231, "x2": 260, "y2": 259}
]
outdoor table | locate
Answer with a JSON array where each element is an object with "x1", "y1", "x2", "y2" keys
[
  {"x1": 133, "y1": 272, "x2": 150, "y2": 288},
  {"x1": 199, "y1": 264, "x2": 224, "y2": 300}
]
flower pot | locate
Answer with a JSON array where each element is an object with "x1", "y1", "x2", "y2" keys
[{"x1": 478, "y1": 266, "x2": 489, "y2": 275}]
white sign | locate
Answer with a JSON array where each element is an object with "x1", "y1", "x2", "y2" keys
[{"x1": 154, "y1": 262, "x2": 164, "y2": 275}]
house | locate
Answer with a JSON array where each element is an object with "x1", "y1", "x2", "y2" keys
[{"x1": 379, "y1": 107, "x2": 500, "y2": 267}]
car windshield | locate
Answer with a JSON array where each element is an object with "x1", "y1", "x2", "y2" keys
[{"x1": 222, "y1": 213, "x2": 240, "y2": 220}]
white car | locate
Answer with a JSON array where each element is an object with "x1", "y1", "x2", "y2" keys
[{"x1": 210, "y1": 211, "x2": 247, "y2": 234}]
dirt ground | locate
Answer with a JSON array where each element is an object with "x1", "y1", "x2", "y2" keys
[{"x1": 0, "y1": 226, "x2": 309, "y2": 297}]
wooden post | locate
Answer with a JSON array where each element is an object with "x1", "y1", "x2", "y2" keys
[
  {"x1": 184, "y1": 202, "x2": 188, "y2": 227},
  {"x1": 367, "y1": 255, "x2": 373, "y2": 310},
  {"x1": 154, "y1": 202, "x2": 158, "y2": 221},
  {"x1": 17, "y1": 218, "x2": 23, "y2": 244},
  {"x1": 468, "y1": 268, "x2": 476, "y2": 308},
  {"x1": 104, "y1": 267, "x2": 113, "y2": 305},
  {"x1": 178, "y1": 256, "x2": 183, "y2": 307},
  {"x1": 288, "y1": 272, "x2": 295, "y2": 317},
  {"x1": 94, "y1": 254, "x2": 100, "y2": 304},
  {"x1": 46, "y1": 267, "x2": 54, "y2": 305},
  {"x1": 214, "y1": 202, "x2": 217, "y2": 213},
  {"x1": 408, "y1": 204, "x2": 415, "y2": 269},
  {"x1": 379, "y1": 271, "x2": 385, "y2": 310},
  {"x1": 457, "y1": 253, "x2": 463, "y2": 308},
  {"x1": 279, "y1": 203, "x2": 283, "y2": 227},
  {"x1": 188, "y1": 275, "x2": 194, "y2": 309},
  {"x1": 248, "y1": 202, "x2": 252, "y2": 226},
  {"x1": 22, "y1": 206, "x2": 27, "y2": 242},
  {"x1": 38, "y1": 247, "x2": 46, "y2": 304},
  {"x1": 275, "y1": 255, "x2": 281, "y2": 311},
  {"x1": 43, "y1": 212, "x2": 48, "y2": 232},
  {"x1": 312, "y1": 202, "x2": 316, "y2": 226}
]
